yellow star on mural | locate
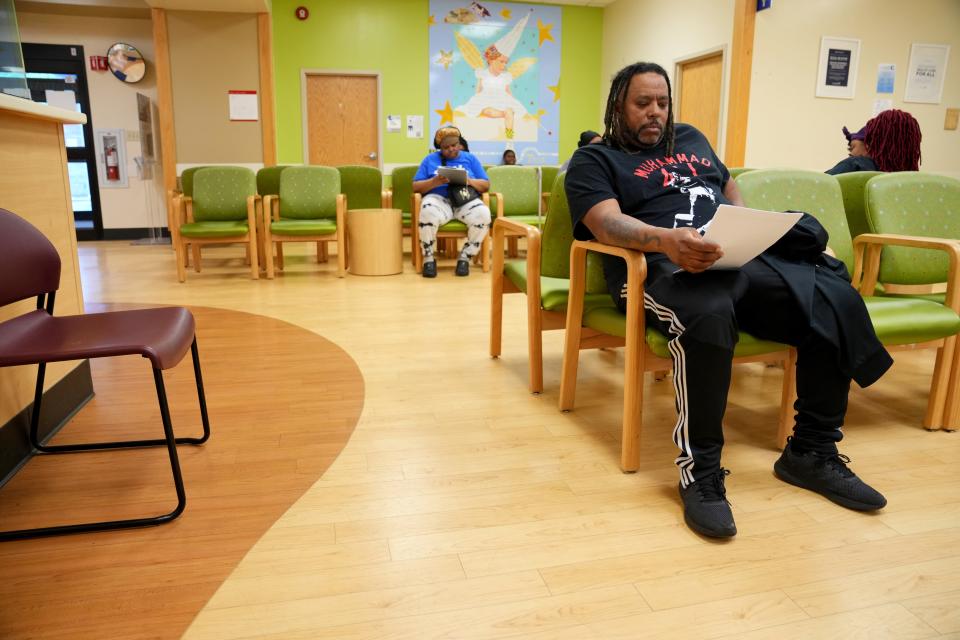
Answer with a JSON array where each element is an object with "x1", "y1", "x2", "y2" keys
[
  {"x1": 548, "y1": 81, "x2": 560, "y2": 103},
  {"x1": 524, "y1": 108, "x2": 547, "y2": 123},
  {"x1": 437, "y1": 49, "x2": 453, "y2": 70},
  {"x1": 435, "y1": 100, "x2": 455, "y2": 125},
  {"x1": 500, "y1": 8, "x2": 511, "y2": 19},
  {"x1": 428, "y1": 14, "x2": 436, "y2": 26},
  {"x1": 537, "y1": 19, "x2": 554, "y2": 46}
]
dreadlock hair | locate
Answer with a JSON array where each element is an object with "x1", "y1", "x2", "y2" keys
[
  {"x1": 864, "y1": 109, "x2": 922, "y2": 172},
  {"x1": 602, "y1": 62, "x2": 675, "y2": 156}
]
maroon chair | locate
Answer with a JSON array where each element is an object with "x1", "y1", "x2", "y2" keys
[{"x1": 0, "y1": 208, "x2": 210, "y2": 541}]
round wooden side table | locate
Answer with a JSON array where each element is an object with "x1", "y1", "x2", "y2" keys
[{"x1": 346, "y1": 208, "x2": 403, "y2": 276}]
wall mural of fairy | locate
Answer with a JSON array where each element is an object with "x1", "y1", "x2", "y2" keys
[{"x1": 429, "y1": 1, "x2": 561, "y2": 166}]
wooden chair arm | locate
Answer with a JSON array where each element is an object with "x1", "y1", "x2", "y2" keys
[
  {"x1": 246, "y1": 195, "x2": 259, "y2": 230},
  {"x1": 852, "y1": 233, "x2": 960, "y2": 311},
  {"x1": 491, "y1": 192, "x2": 504, "y2": 218},
  {"x1": 382, "y1": 189, "x2": 392, "y2": 208},
  {"x1": 566, "y1": 239, "x2": 648, "y2": 326},
  {"x1": 491, "y1": 218, "x2": 540, "y2": 277}
]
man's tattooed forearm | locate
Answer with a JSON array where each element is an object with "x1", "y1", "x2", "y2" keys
[{"x1": 602, "y1": 215, "x2": 661, "y2": 249}]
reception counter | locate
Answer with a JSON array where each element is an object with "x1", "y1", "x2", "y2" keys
[{"x1": 0, "y1": 93, "x2": 93, "y2": 480}]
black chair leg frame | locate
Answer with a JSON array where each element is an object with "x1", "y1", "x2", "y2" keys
[{"x1": 0, "y1": 339, "x2": 211, "y2": 542}]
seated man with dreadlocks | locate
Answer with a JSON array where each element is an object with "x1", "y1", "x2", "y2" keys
[
  {"x1": 565, "y1": 61, "x2": 893, "y2": 539},
  {"x1": 827, "y1": 109, "x2": 922, "y2": 175}
]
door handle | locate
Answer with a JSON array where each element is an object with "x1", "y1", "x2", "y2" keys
[{"x1": 367, "y1": 152, "x2": 377, "y2": 160}]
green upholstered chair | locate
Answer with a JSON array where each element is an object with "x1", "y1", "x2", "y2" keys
[
  {"x1": 491, "y1": 170, "x2": 613, "y2": 393},
  {"x1": 736, "y1": 169, "x2": 960, "y2": 430},
  {"x1": 540, "y1": 165, "x2": 560, "y2": 213},
  {"x1": 337, "y1": 165, "x2": 388, "y2": 210},
  {"x1": 836, "y1": 171, "x2": 883, "y2": 240},
  {"x1": 558, "y1": 241, "x2": 795, "y2": 472},
  {"x1": 168, "y1": 166, "x2": 212, "y2": 265},
  {"x1": 173, "y1": 166, "x2": 260, "y2": 281},
  {"x1": 728, "y1": 167, "x2": 755, "y2": 180},
  {"x1": 860, "y1": 173, "x2": 960, "y2": 427},
  {"x1": 488, "y1": 165, "x2": 544, "y2": 258},
  {"x1": 262, "y1": 166, "x2": 346, "y2": 278},
  {"x1": 256, "y1": 165, "x2": 290, "y2": 198},
  {"x1": 386, "y1": 165, "x2": 419, "y2": 268}
]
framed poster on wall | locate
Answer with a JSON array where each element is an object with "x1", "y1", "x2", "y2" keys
[
  {"x1": 904, "y1": 43, "x2": 950, "y2": 104},
  {"x1": 816, "y1": 36, "x2": 860, "y2": 99}
]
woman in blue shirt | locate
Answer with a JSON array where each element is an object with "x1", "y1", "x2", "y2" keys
[{"x1": 412, "y1": 126, "x2": 492, "y2": 278}]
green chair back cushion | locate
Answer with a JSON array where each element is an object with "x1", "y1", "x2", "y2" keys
[
  {"x1": 390, "y1": 165, "x2": 419, "y2": 214},
  {"x1": 488, "y1": 165, "x2": 541, "y2": 216},
  {"x1": 192, "y1": 167, "x2": 256, "y2": 222},
  {"x1": 865, "y1": 173, "x2": 960, "y2": 285},
  {"x1": 256, "y1": 165, "x2": 290, "y2": 197},
  {"x1": 279, "y1": 166, "x2": 340, "y2": 220},
  {"x1": 736, "y1": 169, "x2": 854, "y2": 271},
  {"x1": 835, "y1": 171, "x2": 882, "y2": 240},
  {"x1": 337, "y1": 165, "x2": 383, "y2": 210},
  {"x1": 179, "y1": 166, "x2": 210, "y2": 198},
  {"x1": 540, "y1": 166, "x2": 560, "y2": 194},
  {"x1": 539, "y1": 171, "x2": 606, "y2": 294}
]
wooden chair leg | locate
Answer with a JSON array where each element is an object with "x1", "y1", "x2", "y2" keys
[
  {"x1": 944, "y1": 337, "x2": 960, "y2": 430},
  {"x1": 192, "y1": 245, "x2": 201, "y2": 272},
  {"x1": 508, "y1": 236, "x2": 519, "y2": 258},
  {"x1": 277, "y1": 242, "x2": 285, "y2": 271},
  {"x1": 925, "y1": 337, "x2": 956, "y2": 429},
  {"x1": 248, "y1": 237, "x2": 259, "y2": 280},
  {"x1": 244, "y1": 244, "x2": 251, "y2": 266},
  {"x1": 620, "y1": 290, "x2": 644, "y2": 473},
  {"x1": 528, "y1": 305, "x2": 544, "y2": 394},
  {"x1": 175, "y1": 238, "x2": 187, "y2": 283}
]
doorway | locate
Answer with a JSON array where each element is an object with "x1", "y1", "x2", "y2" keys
[
  {"x1": 302, "y1": 72, "x2": 380, "y2": 167},
  {"x1": 676, "y1": 50, "x2": 725, "y2": 152},
  {"x1": 21, "y1": 43, "x2": 103, "y2": 240}
]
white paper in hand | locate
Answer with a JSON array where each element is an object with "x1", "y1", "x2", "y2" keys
[
  {"x1": 701, "y1": 205, "x2": 802, "y2": 269},
  {"x1": 436, "y1": 166, "x2": 468, "y2": 185}
]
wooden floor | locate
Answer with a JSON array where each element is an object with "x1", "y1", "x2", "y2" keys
[{"x1": 4, "y1": 241, "x2": 960, "y2": 639}]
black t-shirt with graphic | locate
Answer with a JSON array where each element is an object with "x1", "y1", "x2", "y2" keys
[{"x1": 565, "y1": 124, "x2": 730, "y2": 287}]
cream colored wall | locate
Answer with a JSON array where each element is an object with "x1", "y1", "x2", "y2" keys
[
  {"x1": 747, "y1": 0, "x2": 960, "y2": 176},
  {"x1": 166, "y1": 10, "x2": 262, "y2": 165},
  {"x1": 17, "y1": 11, "x2": 167, "y2": 230},
  {"x1": 600, "y1": 0, "x2": 735, "y2": 155}
]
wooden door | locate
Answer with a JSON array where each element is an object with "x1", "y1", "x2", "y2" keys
[
  {"x1": 305, "y1": 74, "x2": 379, "y2": 166},
  {"x1": 677, "y1": 53, "x2": 723, "y2": 150}
]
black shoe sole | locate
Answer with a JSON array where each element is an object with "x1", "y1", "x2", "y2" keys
[{"x1": 774, "y1": 462, "x2": 886, "y2": 511}]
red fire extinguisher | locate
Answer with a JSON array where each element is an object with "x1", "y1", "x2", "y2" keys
[{"x1": 106, "y1": 145, "x2": 119, "y2": 181}]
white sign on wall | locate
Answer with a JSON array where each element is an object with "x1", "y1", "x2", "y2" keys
[
  {"x1": 815, "y1": 36, "x2": 860, "y2": 100},
  {"x1": 904, "y1": 43, "x2": 950, "y2": 104}
]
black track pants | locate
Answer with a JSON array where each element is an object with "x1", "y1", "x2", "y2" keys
[{"x1": 613, "y1": 257, "x2": 849, "y2": 486}]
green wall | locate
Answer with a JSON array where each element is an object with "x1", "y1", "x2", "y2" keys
[{"x1": 272, "y1": 0, "x2": 603, "y2": 168}]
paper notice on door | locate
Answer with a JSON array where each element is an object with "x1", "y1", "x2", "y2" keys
[
  {"x1": 701, "y1": 205, "x2": 802, "y2": 269},
  {"x1": 45, "y1": 89, "x2": 77, "y2": 112}
]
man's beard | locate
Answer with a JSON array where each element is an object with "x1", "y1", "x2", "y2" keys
[{"x1": 622, "y1": 125, "x2": 664, "y2": 152}]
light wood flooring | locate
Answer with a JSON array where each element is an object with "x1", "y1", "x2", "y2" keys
[{"x1": 6, "y1": 241, "x2": 960, "y2": 639}]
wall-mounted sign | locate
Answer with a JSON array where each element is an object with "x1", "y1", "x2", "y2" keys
[
  {"x1": 904, "y1": 43, "x2": 950, "y2": 104},
  {"x1": 815, "y1": 36, "x2": 860, "y2": 100},
  {"x1": 295, "y1": 6, "x2": 309, "y2": 20},
  {"x1": 228, "y1": 90, "x2": 259, "y2": 121}
]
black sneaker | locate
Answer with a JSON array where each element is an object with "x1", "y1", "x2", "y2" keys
[
  {"x1": 455, "y1": 259, "x2": 470, "y2": 276},
  {"x1": 422, "y1": 261, "x2": 437, "y2": 278},
  {"x1": 774, "y1": 438, "x2": 886, "y2": 511},
  {"x1": 679, "y1": 468, "x2": 737, "y2": 538}
]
